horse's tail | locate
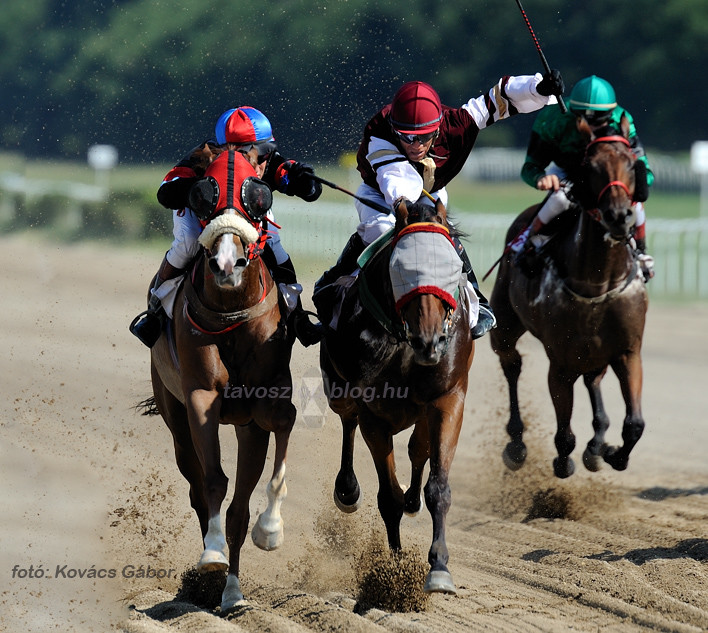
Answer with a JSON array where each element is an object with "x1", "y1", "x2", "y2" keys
[{"x1": 134, "y1": 396, "x2": 160, "y2": 417}]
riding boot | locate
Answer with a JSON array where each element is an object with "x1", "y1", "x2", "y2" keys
[
  {"x1": 129, "y1": 255, "x2": 185, "y2": 348},
  {"x1": 269, "y1": 255, "x2": 323, "y2": 347},
  {"x1": 452, "y1": 236, "x2": 496, "y2": 339},
  {"x1": 635, "y1": 237, "x2": 655, "y2": 283},
  {"x1": 313, "y1": 232, "x2": 365, "y2": 298}
]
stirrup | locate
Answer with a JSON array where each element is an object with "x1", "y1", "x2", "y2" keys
[
  {"x1": 129, "y1": 308, "x2": 164, "y2": 348},
  {"x1": 471, "y1": 305, "x2": 497, "y2": 340}
]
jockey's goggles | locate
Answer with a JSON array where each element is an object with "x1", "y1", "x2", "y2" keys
[
  {"x1": 392, "y1": 128, "x2": 439, "y2": 146},
  {"x1": 573, "y1": 109, "x2": 613, "y2": 127},
  {"x1": 237, "y1": 140, "x2": 277, "y2": 165}
]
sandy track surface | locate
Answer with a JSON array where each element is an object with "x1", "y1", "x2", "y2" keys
[{"x1": 1, "y1": 235, "x2": 706, "y2": 632}]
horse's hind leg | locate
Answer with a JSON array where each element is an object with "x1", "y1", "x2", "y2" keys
[
  {"x1": 604, "y1": 354, "x2": 645, "y2": 471},
  {"x1": 404, "y1": 422, "x2": 428, "y2": 516},
  {"x1": 582, "y1": 369, "x2": 611, "y2": 472},
  {"x1": 334, "y1": 414, "x2": 362, "y2": 512},
  {"x1": 359, "y1": 416, "x2": 404, "y2": 551}
]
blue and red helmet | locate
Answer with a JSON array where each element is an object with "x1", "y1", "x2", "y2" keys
[{"x1": 214, "y1": 107, "x2": 277, "y2": 156}]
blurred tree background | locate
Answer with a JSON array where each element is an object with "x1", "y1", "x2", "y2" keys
[{"x1": 2, "y1": 0, "x2": 705, "y2": 166}]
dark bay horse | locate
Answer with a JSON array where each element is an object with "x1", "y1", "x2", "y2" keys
[
  {"x1": 146, "y1": 148, "x2": 296, "y2": 612},
  {"x1": 490, "y1": 116, "x2": 648, "y2": 479},
  {"x1": 317, "y1": 199, "x2": 474, "y2": 594}
]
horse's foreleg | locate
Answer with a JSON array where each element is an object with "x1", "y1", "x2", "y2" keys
[
  {"x1": 359, "y1": 419, "x2": 403, "y2": 550},
  {"x1": 548, "y1": 368, "x2": 577, "y2": 478},
  {"x1": 422, "y1": 397, "x2": 463, "y2": 595},
  {"x1": 334, "y1": 415, "x2": 362, "y2": 512},
  {"x1": 604, "y1": 354, "x2": 645, "y2": 471},
  {"x1": 219, "y1": 422, "x2": 270, "y2": 613},
  {"x1": 582, "y1": 369, "x2": 611, "y2": 472},
  {"x1": 490, "y1": 281, "x2": 527, "y2": 470},
  {"x1": 492, "y1": 340, "x2": 526, "y2": 470},
  {"x1": 186, "y1": 389, "x2": 229, "y2": 573},
  {"x1": 404, "y1": 422, "x2": 429, "y2": 516}
]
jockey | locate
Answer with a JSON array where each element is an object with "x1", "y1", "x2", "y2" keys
[
  {"x1": 512, "y1": 75, "x2": 655, "y2": 281},
  {"x1": 314, "y1": 72, "x2": 564, "y2": 339},
  {"x1": 130, "y1": 106, "x2": 323, "y2": 348}
]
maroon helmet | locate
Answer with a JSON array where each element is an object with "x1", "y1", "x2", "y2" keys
[{"x1": 389, "y1": 81, "x2": 442, "y2": 135}]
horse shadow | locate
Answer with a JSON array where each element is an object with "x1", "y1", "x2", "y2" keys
[{"x1": 524, "y1": 538, "x2": 708, "y2": 566}]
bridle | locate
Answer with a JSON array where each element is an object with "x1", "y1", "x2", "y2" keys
[{"x1": 583, "y1": 135, "x2": 636, "y2": 225}]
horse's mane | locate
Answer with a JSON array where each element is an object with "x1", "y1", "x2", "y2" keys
[{"x1": 405, "y1": 200, "x2": 466, "y2": 241}]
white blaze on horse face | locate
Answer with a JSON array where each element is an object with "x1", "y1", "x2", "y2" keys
[{"x1": 215, "y1": 234, "x2": 238, "y2": 276}]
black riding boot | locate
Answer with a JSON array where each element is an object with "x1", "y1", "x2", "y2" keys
[
  {"x1": 313, "y1": 232, "x2": 365, "y2": 298},
  {"x1": 129, "y1": 255, "x2": 185, "y2": 348},
  {"x1": 452, "y1": 236, "x2": 497, "y2": 339},
  {"x1": 268, "y1": 254, "x2": 323, "y2": 347}
]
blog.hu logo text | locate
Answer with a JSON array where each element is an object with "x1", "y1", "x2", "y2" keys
[{"x1": 323, "y1": 377, "x2": 409, "y2": 404}]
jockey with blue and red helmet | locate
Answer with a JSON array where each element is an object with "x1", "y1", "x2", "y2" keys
[
  {"x1": 512, "y1": 75, "x2": 654, "y2": 281},
  {"x1": 314, "y1": 70, "x2": 564, "y2": 339},
  {"x1": 130, "y1": 106, "x2": 323, "y2": 348}
]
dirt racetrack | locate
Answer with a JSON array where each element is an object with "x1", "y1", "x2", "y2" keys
[{"x1": 1, "y1": 234, "x2": 707, "y2": 633}]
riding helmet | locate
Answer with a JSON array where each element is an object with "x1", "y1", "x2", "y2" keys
[
  {"x1": 389, "y1": 81, "x2": 443, "y2": 134},
  {"x1": 214, "y1": 107, "x2": 277, "y2": 156},
  {"x1": 569, "y1": 75, "x2": 617, "y2": 112}
]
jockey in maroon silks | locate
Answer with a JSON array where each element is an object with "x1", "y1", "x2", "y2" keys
[
  {"x1": 130, "y1": 106, "x2": 324, "y2": 348},
  {"x1": 314, "y1": 71, "x2": 564, "y2": 339}
]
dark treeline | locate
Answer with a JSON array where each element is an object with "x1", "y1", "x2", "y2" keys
[{"x1": 2, "y1": 0, "x2": 705, "y2": 166}]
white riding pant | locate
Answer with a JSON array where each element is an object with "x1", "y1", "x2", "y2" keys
[{"x1": 354, "y1": 183, "x2": 449, "y2": 245}]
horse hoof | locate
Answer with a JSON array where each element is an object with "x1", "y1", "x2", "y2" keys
[
  {"x1": 582, "y1": 448, "x2": 603, "y2": 472},
  {"x1": 502, "y1": 441, "x2": 527, "y2": 471},
  {"x1": 553, "y1": 456, "x2": 575, "y2": 479},
  {"x1": 333, "y1": 485, "x2": 361, "y2": 513},
  {"x1": 251, "y1": 517, "x2": 284, "y2": 551},
  {"x1": 220, "y1": 574, "x2": 247, "y2": 615},
  {"x1": 401, "y1": 484, "x2": 423, "y2": 517},
  {"x1": 603, "y1": 446, "x2": 629, "y2": 471},
  {"x1": 197, "y1": 548, "x2": 229, "y2": 573},
  {"x1": 423, "y1": 570, "x2": 456, "y2": 594}
]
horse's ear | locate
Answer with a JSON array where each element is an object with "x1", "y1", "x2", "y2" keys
[
  {"x1": 619, "y1": 113, "x2": 631, "y2": 140},
  {"x1": 241, "y1": 147, "x2": 260, "y2": 169},
  {"x1": 394, "y1": 198, "x2": 409, "y2": 232},
  {"x1": 192, "y1": 143, "x2": 221, "y2": 171},
  {"x1": 435, "y1": 198, "x2": 447, "y2": 225},
  {"x1": 576, "y1": 116, "x2": 594, "y2": 141}
]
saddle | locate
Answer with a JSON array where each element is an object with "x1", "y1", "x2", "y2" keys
[{"x1": 314, "y1": 229, "x2": 397, "y2": 334}]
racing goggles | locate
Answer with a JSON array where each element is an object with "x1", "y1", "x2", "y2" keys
[{"x1": 392, "y1": 129, "x2": 439, "y2": 146}]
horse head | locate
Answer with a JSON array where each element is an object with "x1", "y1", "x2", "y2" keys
[
  {"x1": 390, "y1": 198, "x2": 463, "y2": 366},
  {"x1": 579, "y1": 115, "x2": 638, "y2": 242},
  {"x1": 190, "y1": 149, "x2": 272, "y2": 288}
]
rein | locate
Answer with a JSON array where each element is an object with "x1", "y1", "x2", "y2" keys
[{"x1": 183, "y1": 257, "x2": 278, "y2": 335}]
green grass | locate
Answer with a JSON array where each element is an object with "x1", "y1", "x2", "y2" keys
[{"x1": 0, "y1": 152, "x2": 701, "y2": 221}]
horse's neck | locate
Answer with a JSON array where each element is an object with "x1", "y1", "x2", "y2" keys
[
  {"x1": 559, "y1": 212, "x2": 632, "y2": 295},
  {"x1": 198, "y1": 255, "x2": 267, "y2": 311}
]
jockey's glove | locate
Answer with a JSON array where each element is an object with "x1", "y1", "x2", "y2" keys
[{"x1": 537, "y1": 69, "x2": 565, "y2": 97}]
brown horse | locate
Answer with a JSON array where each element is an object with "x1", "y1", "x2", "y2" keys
[
  {"x1": 317, "y1": 199, "x2": 474, "y2": 594},
  {"x1": 490, "y1": 116, "x2": 648, "y2": 479},
  {"x1": 145, "y1": 148, "x2": 296, "y2": 612}
]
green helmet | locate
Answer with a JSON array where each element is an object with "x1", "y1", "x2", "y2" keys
[{"x1": 569, "y1": 75, "x2": 617, "y2": 112}]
